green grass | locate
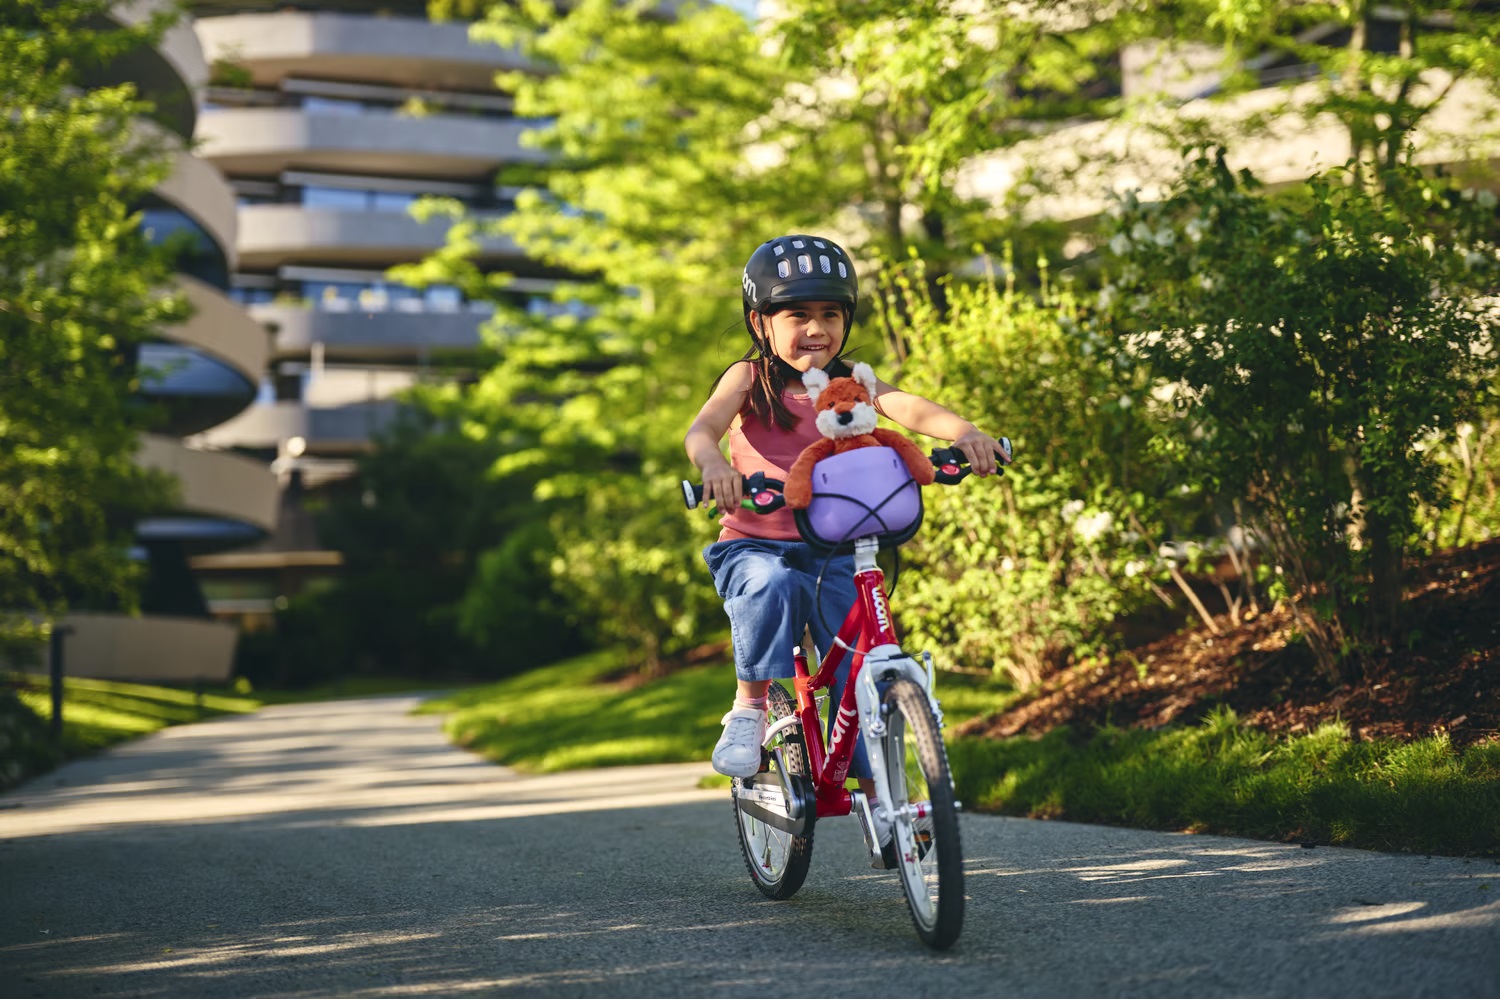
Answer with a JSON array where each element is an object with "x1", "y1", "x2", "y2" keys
[
  {"x1": 949, "y1": 706, "x2": 1500, "y2": 856},
  {"x1": 418, "y1": 648, "x2": 734, "y2": 772},
  {"x1": 13, "y1": 676, "x2": 262, "y2": 757},
  {"x1": 419, "y1": 644, "x2": 1019, "y2": 775}
]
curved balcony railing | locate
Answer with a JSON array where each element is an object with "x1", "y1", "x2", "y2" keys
[
  {"x1": 135, "y1": 434, "x2": 278, "y2": 546},
  {"x1": 190, "y1": 399, "x2": 401, "y2": 455},
  {"x1": 154, "y1": 139, "x2": 239, "y2": 276},
  {"x1": 195, "y1": 107, "x2": 544, "y2": 180},
  {"x1": 252, "y1": 302, "x2": 488, "y2": 361},
  {"x1": 194, "y1": 11, "x2": 537, "y2": 92},
  {"x1": 235, "y1": 204, "x2": 522, "y2": 269},
  {"x1": 96, "y1": 0, "x2": 209, "y2": 139},
  {"x1": 139, "y1": 276, "x2": 270, "y2": 435}
]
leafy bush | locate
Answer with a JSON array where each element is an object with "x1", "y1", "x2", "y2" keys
[
  {"x1": 880, "y1": 256, "x2": 1197, "y2": 686},
  {"x1": 1101, "y1": 152, "x2": 1500, "y2": 677}
]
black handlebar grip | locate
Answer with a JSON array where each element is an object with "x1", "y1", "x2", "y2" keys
[
  {"x1": 930, "y1": 440, "x2": 1014, "y2": 485},
  {"x1": 682, "y1": 475, "x2": 788, "y2": 513}
]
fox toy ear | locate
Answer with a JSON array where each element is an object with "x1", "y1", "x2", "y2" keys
[
  {"x1": 851, "y1": 361, "x2": 877, "y2": 396},
  {"x1": 802, "y1": 367, "x2": 830, "y2": 405}
]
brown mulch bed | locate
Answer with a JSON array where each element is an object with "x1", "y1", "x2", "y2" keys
[{"x1": 957, "y1": 538, "x2": 1500, "y2": 746}]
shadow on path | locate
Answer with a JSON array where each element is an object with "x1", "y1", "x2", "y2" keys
[{"x1": 2, "y1": 696, "x2": 1497, "y2": 998}]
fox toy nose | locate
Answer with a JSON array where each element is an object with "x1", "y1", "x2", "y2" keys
[{"x1": 838, "y1": 411, "x2": 854, "y2": 425}]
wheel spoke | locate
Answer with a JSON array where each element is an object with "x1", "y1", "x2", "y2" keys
[
  {"x1": 881, "y1": 678, "x2": 963, "y2": 949},
  {"x1": 732, "y1": 682, "x2": 814, "y2": 899}
]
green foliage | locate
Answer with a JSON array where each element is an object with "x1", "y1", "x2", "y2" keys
[
  {"x1": 273, "y1": 386, "x2": 587, "y2": 684},
  {"x1": 396, "y1": 0, "x2": 1173, "y2": 677},
  {"x1": 1132, "y1": 0, "x2": 1500, "y2": 186},
  {"x1": 0, "y1": 0, "x2": 184, "y2": 642},
  {"x1": 0, "y1": 684, "x2": 60, "y2": 790},
  {"x1": 1101, "y1": 152, "x2": 1500, "y2": 675},
  {"x1": 1419, "y1": 401, "x2": 1500, "y2": 548},
  {"x1": 950, "y1": 709, "x2": 1500, "y2": 856},
  {"x1": 882, "y1": 257, "x2": 1194, "y2": 686}
]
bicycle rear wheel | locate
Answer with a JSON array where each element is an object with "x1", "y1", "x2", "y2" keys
[
  {"x1": 880, "y1": 677, "x2": 964, "y2": 949},
  {"x1": 732, "y1": 681, "x2": 814, "y2": 899}
]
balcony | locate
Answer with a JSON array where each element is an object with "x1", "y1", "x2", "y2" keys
[
  {"x1": 135, "y1": 434, "x2": 279, "y2": 548},
  {"x1": 190, "y1": 399, "x2": 402, "y2": 456},
  {"x1": 253, "y1": 302, "x2": 488, "y2": 361},
  {"x1": 194, "y1": 11, "x2": 537, "y2": 92},
  {"x1": 234, "y1": 203, "x2": 521, "y2": 269},
  {"x1": 94, "y1": 0, "x2": 209, "y2": 139},
  {"x1": 195, "y1": 106, "x2": 544, "y2": 180},
  {"x1": 139, "y1": 276, "x2": 271, "y2": 435},
  {"x1": 135, "y1": 116, "x2": 237, "y2": 274}
]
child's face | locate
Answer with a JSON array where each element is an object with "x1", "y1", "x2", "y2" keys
[{"x1": 755, "y1": 300, "x2": 847, "y2": 374}]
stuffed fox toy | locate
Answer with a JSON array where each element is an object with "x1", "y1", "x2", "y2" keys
[{"x1": 784, "y1": 362, "x2": 936, "y2": 509}]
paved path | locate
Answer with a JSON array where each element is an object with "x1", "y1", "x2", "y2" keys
[{"x1": 2, "y1": 695, "x2": 1497, "y2": 998}]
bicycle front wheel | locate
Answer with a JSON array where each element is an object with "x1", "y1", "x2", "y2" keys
[
  {"x1": 732, "y1": 681, "x2": 814, "y2": 899},
  {"x1": 881, "y1": 677, "x2": 964, "y2": 949}
]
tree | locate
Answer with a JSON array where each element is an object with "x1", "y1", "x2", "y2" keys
[
  {"x1": 0, "y1": 0, "x2": 183, "y2": 650},
  {"x1": 402, "y1": 0, "x2": 1165, "y2": 671},
  {"x1": 1174, "y1": 0, "x2": 1500, "y2": 185}
]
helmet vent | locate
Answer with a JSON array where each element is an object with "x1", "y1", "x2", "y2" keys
[
  {"x1": 814, "y1": 240, "x2": 826, "y2": 248},
  {"x1": 777, "y1": 259, "x2": 791, "y2": 278},
  {"x1": 772, "y1": 244, "x2": 785, "y2": 255},
  {"x1": 797, "y1": 254, "x2": 813, "y2": 274},
  {"x1": 819, "y1": 254, "x2": 832, "y2": 274},
  {"x1": 792, "y1": 239, "x2": 805, "y2": 248},
  {"x1": 838, "y1": 261, "x2": 848, "y2": 278}
]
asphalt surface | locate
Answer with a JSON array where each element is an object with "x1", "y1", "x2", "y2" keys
[{"x1": 2, "y1": 695, "x2": 1497, "y2": 998}]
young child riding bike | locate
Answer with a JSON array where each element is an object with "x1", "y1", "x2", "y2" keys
[{"x1": 683, "y1": 233, "x2": 1008, "y2": 797}]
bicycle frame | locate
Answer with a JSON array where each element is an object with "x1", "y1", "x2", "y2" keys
[{"x1": 764, "y1": 535, "x2": 935, "y2": 827}]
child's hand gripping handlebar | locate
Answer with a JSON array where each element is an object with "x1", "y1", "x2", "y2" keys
[
  {"x1": 930, "y1": 437, "x2": 1014, "y2": 485},
  {"x1": 681, "y1": 470, "x2": 786, "y2": 513}
]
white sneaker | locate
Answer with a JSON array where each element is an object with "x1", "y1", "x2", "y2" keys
[{"x1": 712, "y1": 705, "x2": 767, "y2": 777}]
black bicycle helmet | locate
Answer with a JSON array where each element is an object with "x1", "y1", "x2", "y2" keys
[{"x1": 741, "y1": 234, "x2": 858, "y2": 315}]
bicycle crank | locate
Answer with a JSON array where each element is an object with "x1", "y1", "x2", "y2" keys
[{"x1": 734, "y1": 766, "x2": 817, "y2": 836}]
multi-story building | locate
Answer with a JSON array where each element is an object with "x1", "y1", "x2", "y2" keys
[
  {"x1": 960, "y1": 27, "x2": 1499, "y2": 227},
  {"x1": 180, "y1": 0, "x2": 560, "y2": 625},
  {"x1": 54, "y1": 0, "x2": 277, "y2": 682}
]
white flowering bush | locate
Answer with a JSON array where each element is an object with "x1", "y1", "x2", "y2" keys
[{"x1": 1100, "y1": 150, "x2": 1500, "y2": 678}]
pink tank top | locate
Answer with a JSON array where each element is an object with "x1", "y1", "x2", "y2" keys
[{"x1": 718, "y1": 391, "x2": 820, "y2": 541}]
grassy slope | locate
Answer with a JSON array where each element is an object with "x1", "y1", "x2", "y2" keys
[{"x1": 417, "y1": 643, "x2": 1018, "y2": 774}]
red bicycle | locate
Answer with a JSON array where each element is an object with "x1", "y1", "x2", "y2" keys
[{"x1": 684, "y1": 441, "x2": 1010, "y2": 950}]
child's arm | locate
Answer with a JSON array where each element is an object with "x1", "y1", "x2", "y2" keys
[
  {"x1": 873, "y1": 380, "x2": 1009, "y2": 477},
  {"x1": 684, "y1": 362, "x2": 753, "y2": 507}
]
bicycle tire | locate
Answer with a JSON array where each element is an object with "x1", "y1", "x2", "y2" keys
[
  {"x1": 732, "y1": 681, "x2": 815, "y2": 899},
  {"x1": 880, "y1": 677, "x2": 964, "y2": 949}
]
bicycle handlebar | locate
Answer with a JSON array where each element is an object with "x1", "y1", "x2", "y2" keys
[
  {"x1": 682, "y1": 470, "x2": 787, "y2": 513},
  {"x1": 682, "y1": 440, "x2": 1013, "y2": 511}
]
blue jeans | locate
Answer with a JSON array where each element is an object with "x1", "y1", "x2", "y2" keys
[{"x1": 703, "y1": 538, "x2": 870, "y2": 779}]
